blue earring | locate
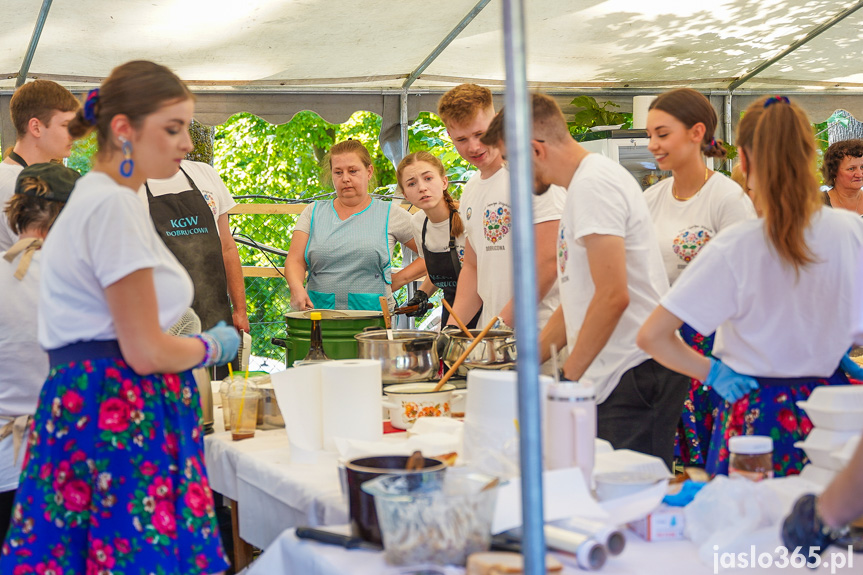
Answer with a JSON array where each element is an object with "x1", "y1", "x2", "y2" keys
[{"x1": 119, "y1": 136, "x2": 134, "y2": 178}]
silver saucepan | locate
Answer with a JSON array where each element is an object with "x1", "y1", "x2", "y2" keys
[
  {"x1": 441, "y1": 328, "x2": 516, "y2": 375},
  {"x1": 354, "y1": 329, "x2": 439, "y2": 383}
]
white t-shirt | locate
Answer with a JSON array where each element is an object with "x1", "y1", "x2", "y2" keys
[
  {"x1": 644, "y1": 173, "x2": 756, "y2": 283},
  {"x1": 558, "y1": 153, "x2": 670, "y2": 403},
  {"x1": 0, "y1": 162, "x2": 24, "y2": 251},
  {"x1": 663, "y1": 207, "x2": 863, "y2": 378},
  {"x1": 137, "y1": 160, "x2": 237, "y2": 234},
  {"x1": 459, "y1": 167, "x2": 566, "y2": 328},
  {"x1": 295, "y1": 199, "x2": 415, "y2": 308},
  {"x1": 39, "y1": 172, "x2": 193, "y2": 349},
  {"x1": 0, "y1": 249, "x2": 47, "y2": 491},
  {"x1": 410, "y1": 210, "x2": 467, "y2": 262}
]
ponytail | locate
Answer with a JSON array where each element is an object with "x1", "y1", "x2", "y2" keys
[{"x1": 737, "y1": 96, "x2": 822, "y2": 274}]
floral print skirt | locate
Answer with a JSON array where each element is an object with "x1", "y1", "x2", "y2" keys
[
  {"x1": 705, "y1": 369, "x2": 852, "y2": 478},
  {"x1": 676, "y1": 324, "x2": 722, "y2": 467},
  {"x1": 0, "y1": 350, "x2": 229, "y2": 575}
]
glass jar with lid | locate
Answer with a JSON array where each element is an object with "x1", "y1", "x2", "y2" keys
[{"x1": 728, "y1": 435, "x2": 774, "y2": 481}]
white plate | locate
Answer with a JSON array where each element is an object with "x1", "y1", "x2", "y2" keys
[
  {"x1": 796, "y1": 400, "x2": 863, "y2": 431},
  {"x1": 589, "y1": 124, "x2": 624, "y2": 132}
]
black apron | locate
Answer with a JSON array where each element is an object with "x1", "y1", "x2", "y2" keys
[
  {"x1": 145, "y1": 167, "x2": 232, "y2": 332},
  {"x1": 8, "y1": 151, "x2": 28, "y2": 168},
  {"x1": 421, "y1": 213, "x2": 481, "y2": 328}
]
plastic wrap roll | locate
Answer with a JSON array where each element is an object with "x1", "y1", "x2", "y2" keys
[
  {"x1": 544, "y1": 525, "x2": 607, "y2": 571},
  {"x1": 320, "y1": 359, "x2": 383, "y2": 450},
  {"x1": 560, "y1": 516, "x2": 626, "y2": 556}
]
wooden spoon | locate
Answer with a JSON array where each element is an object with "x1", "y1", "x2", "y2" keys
[
  {"x1": 379, "y1": 296, "x2": 393, "y2": 340},
  {"x1": 441, "y1": 299, "x2": 474, "y2": 339},
  {"x1": 433, "y1": 316, "x2": 499, "y2": 391},
  {"x1": 405, "y1": 450, "x2": 424, "y2": 471}
]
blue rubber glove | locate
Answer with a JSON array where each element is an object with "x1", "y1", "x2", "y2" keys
[
  {"x1": 196, "y1": 321, "x2": 240, "y2": 367},
  {"x1": 705, "y1": 358, "x2": 759, "y2": 403},
  {"x1": 839, "y1": 353, "x2": 863, "y2": 381}
]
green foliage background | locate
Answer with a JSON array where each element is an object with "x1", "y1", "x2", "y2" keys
[
  {"x1": 60, "y1": 102, "x2": 839, "y2": 364},
  {"x1": 209, "y1": 110, "x2": 471, "y2": 361}
]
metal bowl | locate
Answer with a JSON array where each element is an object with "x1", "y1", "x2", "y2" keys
[
  {"x1": 442, "y1": 329, "x2": 516, "y2": 375},
  {"x1": 355, "y1": 329, "x2": 439, "y2": 383}
]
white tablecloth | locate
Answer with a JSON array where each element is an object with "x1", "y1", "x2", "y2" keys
[
  {"x1": 245, "y1": 526, "x2": 859, "y2": 575},
  {"x1": 203, "y1": 416, "x2": 348, "y2": 549}
]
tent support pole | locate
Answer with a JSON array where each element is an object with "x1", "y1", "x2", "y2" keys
[
  {"x1": 16, "y1": 0, "x2": 54, "y2": 88},
  {"x1": 402, "y1": 0, "x2": 492, "y2": 90},
  {"x1": 502, "y1": 1, "x2": 545, "y2": 574},
  {"x1": 728, "y1": 1, "x2": 863, "y2": 91},
  {"x1": 399, "y1": 89, "x2": 416, "y2": 327},
  {"x1": 724, "y1": 92, "x2": 733, "y2": 165}
]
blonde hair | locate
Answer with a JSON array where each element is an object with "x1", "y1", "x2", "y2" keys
[
  {"x1": 736, "y1": 96, "x2": 822, "y2": 273},
  {"x1": 438, "y1": 84, "x2": 494, "y2": 127},
  {"x1": 4, "y1": 182, "x2": 64, "y2": 235},
  {"x1": 321, "y1": 140, "x2": 376, "y2": 191},
  {"x1": 396, "y1": 151, "x2": 463, "y2": 237}
]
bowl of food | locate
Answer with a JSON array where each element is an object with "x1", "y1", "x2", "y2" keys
[{"x1": 362, "y1": 469, "x2": 500, "y2": 566}]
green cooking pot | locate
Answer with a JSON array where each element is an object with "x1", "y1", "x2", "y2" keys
[{"x1": 273, "y1": 309, "x2": 386, "y2": 366}]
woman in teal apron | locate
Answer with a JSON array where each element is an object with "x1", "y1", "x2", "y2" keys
[{"x1": 285, "y1": 140, "x2": 423, "y2": 312}]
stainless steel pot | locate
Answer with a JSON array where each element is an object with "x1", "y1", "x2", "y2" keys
[
  {"x1": 354, "y1": 329, "x2": 439, "y2": 383},
  {"x1": 441, "y1": 328, "x2": 516, "y2": 375}
]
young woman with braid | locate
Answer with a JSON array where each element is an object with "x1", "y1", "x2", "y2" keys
[
  {"x1": 638, "y1": 96, "x2": 863, "y2": 477},
  {"x1": 397, "y1": 151, "x2": 480, "y2": 327}
]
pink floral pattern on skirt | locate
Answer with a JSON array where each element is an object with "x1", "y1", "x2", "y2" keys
[{"x1": 0, "y1": 356, "x2": 229, "y2": 575}]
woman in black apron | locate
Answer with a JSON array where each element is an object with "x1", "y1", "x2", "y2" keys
[
  {"x1": 145, "y1": 163, "x2": 240, "y2": 378},
  {"x1": 398, "y1": 151, "x2": 480, "y2": 328}
]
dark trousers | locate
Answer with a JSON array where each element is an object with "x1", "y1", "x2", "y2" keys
[
  {"x1": 597, "y1": 358, "x2": 690, "y2": 471},
  {"x1": 0, "y1": 489, "x2": 15, "y2": 545}
]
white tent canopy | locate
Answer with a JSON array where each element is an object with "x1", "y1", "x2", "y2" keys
[{"x1": 4, "y1": 0, "x2": 863, "y2": 150}]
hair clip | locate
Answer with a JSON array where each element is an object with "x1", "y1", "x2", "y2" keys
[
  {"x1": 83, "y1": 88, "x2": 100, "y2": 124},
  {"x1": 710, "y1": 137, "x2": 717, "y2": 146},
  {"x1": 763, "y1": 96, "x2": 790, "y2": 108}
]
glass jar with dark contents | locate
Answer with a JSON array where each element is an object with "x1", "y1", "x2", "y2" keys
[{"x1": 728, "y1": 435, "x2": 774, "y2": 481}]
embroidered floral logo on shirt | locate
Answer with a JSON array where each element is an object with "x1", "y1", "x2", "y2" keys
[
  {"x1": 483, "y1": 203, "x2": 511, "y2": 244},
  {"x1": 673, "y1": 226, "x2": 712, "y2": 263},
  {"x1": 558, "y1": 224, "x2": 568, "y2": 274}
]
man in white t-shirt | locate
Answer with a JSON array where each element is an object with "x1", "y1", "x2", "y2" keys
[
  {"x1": 481, "y1": 94, "x2": 689, "y2": 469},
  {"x1": 437, "y1": 84, "x2": 565, "y2": 331},
  {"x1": 0, "y1": 80, "x2": 80, "y2": 251}
]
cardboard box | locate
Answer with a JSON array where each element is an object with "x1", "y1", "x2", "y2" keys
[{"x1": 628, "y1": 504, "x2": 686, "y2": 541}]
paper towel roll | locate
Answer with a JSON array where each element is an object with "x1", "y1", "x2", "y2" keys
[
  {"x1": 463, "y1": 371, "x2": 551, "y2": 475},
  {"x1": 632, "y1": 95, "x2": 657, "y2": 129},
  {"x1": 271, "y1": 365, "x2": 324, "y2": 452},
  {"x1": 320, "y1": 359, "x2": 383, "y2": 450}
]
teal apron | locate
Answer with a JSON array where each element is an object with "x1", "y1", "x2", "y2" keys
[{"x1": 304, "y1": 198, "x2": 391, "y2": 310}]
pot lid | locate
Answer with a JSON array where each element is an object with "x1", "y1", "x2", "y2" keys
[{"x1": 285, "y1": 309, "x2": 383, "y2": 320}]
